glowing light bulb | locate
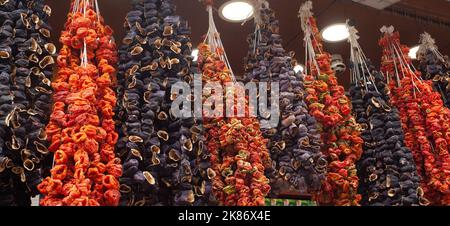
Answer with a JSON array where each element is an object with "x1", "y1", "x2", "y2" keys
[{"x1": 219, "y1": 1, "x2": 254, "y2": 23}]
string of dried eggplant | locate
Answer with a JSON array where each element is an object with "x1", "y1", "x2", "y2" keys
[
  {"x1": 347, "y1": 25, "x2": 424, "y2": 206},
  {"x1": 116, "y1": 0, "x2": 213, "y2": 206},
  {"x1": 417, "y1": 32, "x2": 450, "y2": 108},
  {"x1": 243, "y1": 0, "x2": 326, "y2": 197},
  {"x1": 0, "y1": 0, "x2": 54, "y2": 206}
]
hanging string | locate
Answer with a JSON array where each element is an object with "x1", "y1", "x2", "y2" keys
[
  {"x1": 241, "y1": 0, "x2": 262, "y2": 26},
  {"x1": 94, "y1": 0, "x2": 111, "y2": 45},
  {"x1": 417, "y1": 32, "x2": 448, "y2": 103},
  {"x1": 418, "y1": 32, "x2": 446, "y2": 63},
  {"x1": 52, "y1": 0, "x2": 81, "y2": 179},
  {"x1": 348, "y1": 23, "x2": 358, "y2": 84},
  {"x1": 383, "y1": 71, "x2": 390, "y2": 85},
  {"x1": 251, "y1": 24, "x2": 261, "y2": 55},
  {"x1": 72, "y1": 0, "x2": 80, "y2": 15},
  {"x1": 249, "y1": 0, "x2": 265, "y2": 55},
  {"x1": 383, "y1": 30, "x2": 421, "y2": 94},
  {"x1": 81, "y1": 0, "x2": 89, "y2": 68},
  {"x1": 95, "y1": 0, "x2": 101, "y2": 25},
  {"x1": 299, "y1": 1, "x2": 322, "y2": 78},
  {"x1": 252, "y1": 0, "x2": 266, "y2": 26},
  {"x1": 55, "y1": 0, "x2": 86, "y2": 178},
  {"x1": 83, "y1": 0, "x2": 87, "y2": 17},
  {"x1": 388, "y1": 41, "x2": 402, "y2": 88},
  {"x1": 349, "y1": 47, "x2": 356, "y2": 84},
  {"x1": 204, "y1": 6, "x2": 218, "y2": 52},
  {"x1": 393, "y1": 41, "x2": 418, "y2": 73},
  {"x1": 202, "y1": 2, "x2": 237, "y2": 83},
  {"x1": 386, "y1": 32, "x2": 423, "y2": 88},
  {"x1": 393, "y1": 43, "x2": 423, "y2": 85},
  {"x1": 380, "y1": 27, "x2": 402, "y2": 88},
  {"x1": 379, "y1": 26, "x2": 419, "y2": 81},
  {"x1": 299, "y1": 1, "x2": 321, "y2": 76},
  {"x1": 302, "y1": 26, "x2": 321, "y2": 78},
  {"x1": 347, "y1": 22, "x2": 380, "y2": 93},
  {"x1": 358, "y1": 49, "x2": 379, "y2": 92},
  {"x1": 304, "y1": 34, "x2": 309, "y2": 76}
]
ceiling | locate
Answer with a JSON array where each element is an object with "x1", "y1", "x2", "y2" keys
[{"x1": 46, "y1": 0, "x2": 450, "y2": 88}]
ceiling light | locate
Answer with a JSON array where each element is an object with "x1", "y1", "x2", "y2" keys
[
  {"x1": 191, "y1": 49, "x2": 199, "y2": 62},
  {"x1": 219, "y1": 0, "x2": 254, "y2": 23},
  {"x1": 293, "y1": 64, "x2": 304, "y2": 73},
  {"x1": 408, "y1": 45, "x2": 420, "y2": 60},
  {"x1": 321, "y1": 23, "x2": 350, "y2": 42}
]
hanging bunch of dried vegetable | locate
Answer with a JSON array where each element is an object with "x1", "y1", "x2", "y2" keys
[
  {"x1": 0, "y1": 0, "x2": 26, "y2": 206},
  {"x1": 417, "y1": 32, "x2": 450, "y2": 108},
  {"x1": 0, "y1": 0, "x2": 55, "y2": 206},
  {"x1": 197, "y1": 0, "x2": 271, "y2": 206},
  {"x1": 37, "y1": 0, "x2": 122, "y2": 206},
  {"x1": 115, "y1": 0, "x2": 161, "y2": 206},
  {"x1": 379, "y1": 26, "x2": 450, "y2": 206},
  {"x1": 116, "y1": 0, "x2": 213, "y2": 206},
  {"x1": 243, "y1": 0, "x2": 326, "y2": 196},
  {"x1": 347, "y1": 24, "x2": 423, "y2": 206},
  {"x1": 299, "y1": 1, "x2": 363, "y2": 206}
]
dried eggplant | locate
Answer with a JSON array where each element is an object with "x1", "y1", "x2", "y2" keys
[
  {"x1": 244, "y1": 1, "x2": 326, "y2": 198},
  {"x1": 116, "y1": 0, "x2": 214, "y2": 206},
  {"x1": 0, "y1": 0, "x2": 55, "y2": 207}
]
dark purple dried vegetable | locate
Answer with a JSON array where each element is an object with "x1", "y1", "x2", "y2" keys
[
  {"x1": 348, "y1": 26, "x2": 423, "y2": 206},
  {"x1": 116, "y1": 0, "x2": 213, "y2": 206},
  {"x1": 417, "y1": 32, "x2": 450, "y2": 108},
  {"x1": 243, "y1": 1, "x2": 326, "y2": 197},
  {"x1": 0, "y1": 0, "x2": 54, "y2": 206}
]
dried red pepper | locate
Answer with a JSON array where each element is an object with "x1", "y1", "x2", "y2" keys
[
  {"x1": 198, "y1": 43, "x2": 271, "y2": 206},
  {"x1": 197, "y1": 3, "x2": 271, "y2": 206},
  {"x1": 37, "y1": 0, "x2": 122, "y2": 206},
  {"x1": 300, "y1": 1, "x2": 362, "y2": 206},
  {"x1": 379, "y1": 27, "x2": 450, "y2": 205}
]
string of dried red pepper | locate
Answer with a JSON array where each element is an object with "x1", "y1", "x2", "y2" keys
[
  {"x1": 299, "y1": 1, "x2": 363, "y2": 206},
  {"x1": 198, "y1": 43, "x2": 271, "y2": 206},
  {"x1": 198, "y1": 2, "x2": 271, "y2": 206},
  {"x1": 37, "y1": 0, "x2": 122, "y2": 206},
  {"x1": 379, "y1": 27, "x2": 450, "y2": 206}
]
